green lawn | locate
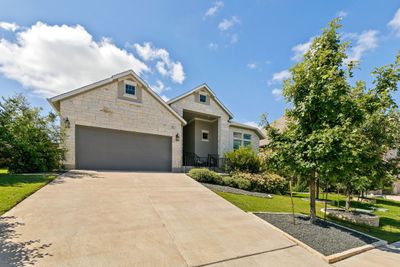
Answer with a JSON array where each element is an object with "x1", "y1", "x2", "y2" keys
[
  {"x1": 216, "y1": 191, "x2": 400, "y2": 243},
  {"x1": 0, "y1": 171, "x2": 56, "y2": 215}
]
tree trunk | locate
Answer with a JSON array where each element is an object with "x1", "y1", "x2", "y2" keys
[
  {"x1": 289, "y1": 177, "x2": 295, "y2": 225},
  {"x1": 345, "y1": 190, "x2": 351, "y2": 212},
  {"x1": 309, "y1": 169, "x2": 317, "y2": 223},
  {"x1": 324, "y1": 189, "x2": 328, "y2": 221}
]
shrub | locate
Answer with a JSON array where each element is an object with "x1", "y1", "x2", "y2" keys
[
  {"x1": 232, "y1": 172, "x2": 287, "y2": 194},
  {"x1": 222, "y1": 176, "x2": 237, "y2": 187},
  {"x1": 235, "y1": 177, "x2": 252, "y2": 190},
  {"x1": 224, "y1": 146, "x2": 261, "y2": 173},
  {"x1": 292, "y1": 179, "x2": 308, "y2": 192},
  {"x1": 188, "y1": 168, "x2": 223, "y2": 184},
  {"x1": 222, "y1": 176, "x2": 251, "y2": 190},
  {"x1": 0, "y1": 95, "x2": 65, "y2": 173}
]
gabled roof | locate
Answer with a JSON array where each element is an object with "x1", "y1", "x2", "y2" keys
[
  {"x1": 47, "y1": 70, "x2": 186, "y2": 125},
  {"x1": 167, "y1": 83, "x2": 234, "y2": 119},
  {"x1": 229, "y1": 121, "x2": 266, "y2": 139},
  {"x1": 259, "y1": 116, "x2": 286, "y2": 147}
]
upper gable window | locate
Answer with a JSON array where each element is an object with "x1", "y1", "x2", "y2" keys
[
  {"x1": 199, "y1": 94, "x2": 207, "y2": 103},
  {"x1": 125, "y1": 84, "x2": 136, "y2": 96}
]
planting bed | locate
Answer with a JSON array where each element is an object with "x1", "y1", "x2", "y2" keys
[{"x1": 254, "y1": 213, "x2": 380, "y2": 256}]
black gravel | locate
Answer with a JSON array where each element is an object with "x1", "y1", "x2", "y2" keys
[
  {"x1": 201, "y1": 183, "x2": 272, "y2": 198},
  {"x1": 254, "y1": 213, "x2": 380, "y2": 256}
]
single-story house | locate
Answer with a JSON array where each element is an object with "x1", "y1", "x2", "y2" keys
[{"x1": 48, "y1": 70, "x2": 265, "y2": 172}]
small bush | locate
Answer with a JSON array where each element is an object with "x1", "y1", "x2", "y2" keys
[
  {"x1": 232, "y1": 172, "x2": 287, "y2": 194},
  {"x1": 224, "y1": 146, "x2": 261, "y2": 173},
  {"x1": 292, "y1": 178, "x2": 309, "y2": 192},
  {"x1": 235, "y1": 177, "x2": 252, "y2": 190},
  {"x1": 222, "y1": 176, "x2": 237, "y2": 187},
  {"x1": 188, "y1": 168, "x2": 222, "y2": 184},
  {"x1": 222, "y1": 176, "x2": 251, "y2": 190}
]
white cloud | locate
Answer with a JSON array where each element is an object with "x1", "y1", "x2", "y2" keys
[
  {"x1": 205, "y1": 1, "x2": 224, "y2": 17},
  {"x1": 133, "y1": 42, "x2": 185, "y2": 84},
  {"x1": 218, "y1": 16, "x2": 240, "y2": 31},
  {"x1": 208, "y1": 42, "x2": 219, "y2": 50},
  {"x1": 291, "y1": 37, "x2": 314, "y2": 61},
  {"x1": 150, "y1": 80, "x2": 167, "y2": 94},
  {"x1": 272, "y1": 88, "x2": 283, "y2": 100},
  {"x1": 156, "y1": 61, "x2": 168, "y2": 76},
  {"x1": 388, "y1": 8, "x2": 400, "y2": 36},
  {"x1": 0, "y1": 22, "x2": 149, "y2": 97},
  {"x1": 0, "y1": 21, "x2": 19, "y2": 32},
  {"x1": 161, "y1": 95, "x2": 170, "y2": 102},
  {"x1": 347, "y1": 30, "x2": 378, "y2": 62},
  {"x1": 151, "y1": 80, "x2": 170, "y2": 102},
  {"x1": 230, "y1": 33, "x2": 239, "y2": 44},
  {"x1": 271, "y1": 70, "x2": 291, "y2": 82},
  {"x1": 337, "y1": 10, "x2": 348, "y2": 18},
  {"x1": 170, "y1": 62, "x2": 185, "y2": 84},
  {"x1": 133, "y1": 42, "x2": 169, "y2": 62},
  {"x1": 247, "y1": 63, "x2": 257, "y2": 69}
]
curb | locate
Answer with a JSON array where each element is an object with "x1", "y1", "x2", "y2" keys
[{"x1": 249, "y1": 212, "x2": 387, "y2": 264}]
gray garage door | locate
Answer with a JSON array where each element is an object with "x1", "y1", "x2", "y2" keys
[{"x1": 76, "y1": 125, "x2": 172, "y2": 171}]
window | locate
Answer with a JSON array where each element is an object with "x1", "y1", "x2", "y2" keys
[
  {"x1": 233, "y1": 132, "x2": 242, "y2": 149},
  {"x1": 202, "y1": 130, "x2": 209, "y2": 141},
  {"x1": 125, "y1": 84, "x2": 136, "y2": 96},
  {"x1": 233, "y1": 132, "x2": 252, "y2": 149},
  {"x1": 199, "y1": 94, "x2": 207, "y2": 103},
  {"x1": 243, "y1": 134, "x2": 252, "y2": 147}
]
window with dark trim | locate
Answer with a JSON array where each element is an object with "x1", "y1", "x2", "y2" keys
[
  {"x1": 199, "y1": 94, "x2": 207, "y2": 103},
  {"x1": 125, "y1": 84, "x2": 136, "y2": 96},
  {"x1": 202, "y1": 130, "x2": 209, "y2": 141}
]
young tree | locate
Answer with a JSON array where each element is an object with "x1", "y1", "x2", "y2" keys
[
  {"x1": 266, "y1": 19, "x2": 357, "y2": 222},
  {"x1": 0, "y1": 94, "x2": 66, "y2": 173},
  {"x1": 338, "y1": 54, "x2": 400, "y2": 210},
  {"x1": 265, "y1": 18, "x2": 400, "y2": 221},
  {"x1": 285, "y1": 19, "x2": 355, "y2": 221}
]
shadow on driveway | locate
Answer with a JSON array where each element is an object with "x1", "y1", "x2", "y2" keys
[{"x1": 0, "y1": 216, "x2": 52, "y2": 267}]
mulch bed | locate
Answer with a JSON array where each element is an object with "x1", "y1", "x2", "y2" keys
[
  {"x1": 201, "y1": 183, "x2": 272, "y2": 198},
  {"x1": 254, "y1": 213, "x2": 380, "y2": 256}
]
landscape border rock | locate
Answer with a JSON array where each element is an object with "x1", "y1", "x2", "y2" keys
[
  {"x1": 322, "y1": 208, "x2": 380, "y2": 227},
  {"x1": 252, "y1": 212, "x2": 386, "y2": 263}
]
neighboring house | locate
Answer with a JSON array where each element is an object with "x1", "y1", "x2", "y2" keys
[
  {"x1": 48, "y1": 70, "x2": 265, "y2": 172},
  {"x1": 259, "y1": 116, "x2": 286, "y2": 147}
]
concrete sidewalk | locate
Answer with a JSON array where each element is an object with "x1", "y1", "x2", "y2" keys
[
  {"x1": 333, "y1": 242, "x2": 400, "y2": 267},
  {"x1": 0, "y1": 171, "x2": 329, "y2": 266}
]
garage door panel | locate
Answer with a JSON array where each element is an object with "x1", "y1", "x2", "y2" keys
[{"x1": 76, "y1": 126, "x2": 172, "y2": 171}]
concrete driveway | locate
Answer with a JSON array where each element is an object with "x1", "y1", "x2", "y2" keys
[{"x1": 0, "y1": 171, "x2": 329, "y2": 266}]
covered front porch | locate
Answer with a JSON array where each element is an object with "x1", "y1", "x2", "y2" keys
[{"x1": 181, "y1": 110, "x2": 226, "y2": 170}]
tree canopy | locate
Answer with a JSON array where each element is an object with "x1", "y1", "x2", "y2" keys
[
  {"x1": 0, "y1": 94, "x2": 65, "y2": 173},
  {"x1": 264, "y1": 19, "x2": 400, "y2": 221}
]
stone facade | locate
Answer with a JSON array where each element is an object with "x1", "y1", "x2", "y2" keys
[
  {"x1": 59, "y1": 76, "x2": 183, "y2": 171},
  {"x1": 52, "y1": 73, "x2": 264, "y2": 172},
  {"x1": 169, "y1": 87, "x2": 231, "y2": 156}
]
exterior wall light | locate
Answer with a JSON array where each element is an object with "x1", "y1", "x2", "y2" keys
[
  {"x1": 175, "y1": 133, "x2": 180, "y2": 141},
  {"x1": 64, "y1": 117, "x2": 71, "y2": 128}
]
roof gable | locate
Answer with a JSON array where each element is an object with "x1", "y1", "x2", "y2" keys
[
  {"x1": 48, "y1": 70, "x2": 186, "y2": 125},
  {"x1": 167, "y1": 84, "x2": 234, "y2": 119}
]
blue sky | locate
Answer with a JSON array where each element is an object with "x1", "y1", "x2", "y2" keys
[{"x1": 0, "y1": 0, "x2": 400, "y2": 126}]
